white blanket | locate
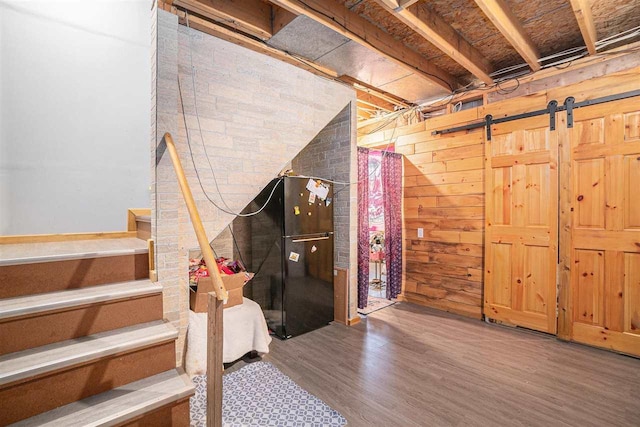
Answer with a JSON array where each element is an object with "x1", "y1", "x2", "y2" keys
[{"x1": 185, "y1": 297, "x2": 272, "y2": 377}]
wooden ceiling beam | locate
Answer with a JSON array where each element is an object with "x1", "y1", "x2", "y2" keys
[
  {"x1": 174, "y1": 9, "x2": 339, "y2": 79},
  {"x1": 357, "y1": 102, "x2": 382, "y2": 114},
  {"x1": 173, "y1": 0, "x2": 273, "y2": 40},
  {"x1": 272, "y1": 4, "x2": 297, "y2": 36},
  {"x1": 338, "y1": 75, "x2": 413, "y2": 109},
  {"x1": 474, "y1": 0, "x2": 541, "y2": 71},
  {"x1": 268, "y1": 0, "x2": 459, "y2": 92},
  {"x1": 373, "y1": 0, "x2": 494, "y2": 85},
  {"x1": 355, "y1": 90, "x2": 396, "y2": 113},
  {"x1": 569, "y1": 0, "x2": 597, "y2": 55},
  {"x1": 398, "y1": 0, "x2": 420, "y2": 8},
  {"x1": 357, "y1": 109, "x2": 373, "y2": 121}
]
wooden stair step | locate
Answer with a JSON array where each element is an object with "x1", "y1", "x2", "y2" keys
[
  {"x1": 135, "y1": 217, "x2": 151, "y2": 240},
  {"x1": 0, "y1": 321, "x2": 177, "y2": 424},
  {"x1": 10, "y1": 369, "x2": 194, "y2": 427},
  {"x1": 0, "y1": 280, "x2": 161, "y2": 321},
  {"x1": 0, "y1": 280, "x2": 164, "y2": 355},
  {"x1": 0, "y1": 320, "x2": 177, "y2": 387},
  {"x1": 0, "y1": 238, "x2": 150, "y2": 299},
  {"x1": 0, "y1": 238, "x2": 148, "y2": 267}
]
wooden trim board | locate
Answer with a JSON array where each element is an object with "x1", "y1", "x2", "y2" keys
[
  {"x1": 127, "y1": 208, "x2": 152, "y2": 232},
  {"x1": 1, "y1": 208, "x2": 150, "y2": 245},
  {"x1": 347, "y1": 316, "x2": 361, "y2": 326},
  {"x1": 334, "y1": 268, "x2": 349, "y2": 325},
  {"x1": 0, "y1": 231, "x2": 137, "y2": 245}
]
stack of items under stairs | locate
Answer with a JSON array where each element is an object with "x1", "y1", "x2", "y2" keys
[
  {"x1": 185, "y1": 253, "x2": 271, "y2": 375},
  {"x1": 0, "y1": 237, "x2": 193, "y2": 426}
]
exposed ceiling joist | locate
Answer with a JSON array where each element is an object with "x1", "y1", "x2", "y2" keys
[
  {"x1": 398, "y1": 0, "x2": 420, "y2": 8},
  {"x1": 569, "y1": 0, "x2": 597, "y2": 55},
  {"x1": 373, "y1": 0, "x2": 494, "y2": 85},
  {"x1": 338, "y1": 75, "x2": 413, "y2": 109},
  {"x1": 357, "y1": 98, "x2": 393, "y2": 113},
  {"x1": 272, "y1": 4, "x2": 297, "y2": 36},
  {"x1": 356, "y1": 105, "x2": 374, "y2": 120},
  {"x1": 356, "y1": 102, "x2": 382, "y2": 114},
  {"x1": 174, "y1": 9, "x2": 339, "y2": 79},
  {"x1": 173, "y1": 0, "x2": 273, "y2": 40},
  {"x1": 474, "y1": 0, "x2": 541, "y2": 71},
  {"x1": 268, "y1": 0, "x2": 459, "y2": 92},
  {"x1": 355, "y1": 91, "x2": 396, "y2": 113}
]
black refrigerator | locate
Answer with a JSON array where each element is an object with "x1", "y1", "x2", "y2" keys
[{"x1": 234, "y1": 177, "x2": 334, "y2": 339}]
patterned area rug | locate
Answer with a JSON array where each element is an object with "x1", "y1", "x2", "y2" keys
[
  {"x1": 190, "y1": 362, "x2": 347, "y2": 427},
  {"x1": 357, "y1": 296, "x2": 395, "y2": 315}
]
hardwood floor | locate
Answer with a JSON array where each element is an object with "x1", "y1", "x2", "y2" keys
[{"x1": 231, "y1": 302, "x2": 640, "y2": 427}]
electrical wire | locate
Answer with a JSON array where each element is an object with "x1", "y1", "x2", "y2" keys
[
  {"x1": 286, "y1": 102, "x2": 409, "y2": 199},
  {"x1": 178, "y1": 12, "x2": 357, "y2": 265},
  {"x1": 177, "y1": 71, "x2": 284, "y2": 218},
  {"x1": 179, "y1": 12, "x2": 285, "y2": 218},
  {"x1": 173, "y1": 3, "x2": 640, "y2": 297},
  {"x1": 334, "y1": 113, "x2": 404, "y2": 197},
  {"x1": 358, "y1": 29, "x2": 639, "y2": 134},
  {"x1": 358, "y1": 105, "x2": 421, "y2": 135},
  {"x1": 181, "y1": 8, "x2": 366, "y2": 218},
  {"x1": 596, "y1": 25, "x2": 640, "y2": 49},
  {"x1": 177, "y1": 10, "x2": 357, "y2": 265},
  {"x1": 416, "y1": 26, "x2": 640, "y2": 108},
  {"x1": 495, "y1": 76, "x2": 521, "y2": 95},
  {"x1": 184, "y1": 21, "x2": 232, "y2": 213},
  {"x1": 178, "y1": 3, "x2": 640, "y2": 122},
  {"x1": 178, "y1": 7, "x2": 640, "y2": 205}
]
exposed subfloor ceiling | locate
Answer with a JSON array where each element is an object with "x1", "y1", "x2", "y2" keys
[
  {"x1": 267, "y1": 15, "x2": 449, "y2": 104},
  {"x1": 165, "y1": 0, "x2": 640, "y2": 122}
]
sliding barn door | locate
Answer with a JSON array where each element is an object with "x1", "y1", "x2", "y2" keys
[
  {"x1": 484, "y1": 116, "x2": 558, "y2": 333},
  {"x1": 564, "y1": 98, "x2": 640, "y2": 355}
]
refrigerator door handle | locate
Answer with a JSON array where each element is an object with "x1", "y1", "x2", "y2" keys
[{"x1": 291, "y1": 236, "x2": 330, "y2": 243}]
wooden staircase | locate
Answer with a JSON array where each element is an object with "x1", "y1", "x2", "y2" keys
[{"x1": 0, "y1": 237, "x2": 193, "y2": 426}]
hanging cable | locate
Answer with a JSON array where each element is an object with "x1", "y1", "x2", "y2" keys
[
  {"x1": 177, "y1": 70, "x2": 284, "y2": 218},
  {"x1": 177, "y1": 8, "x2": 640, "y2": 211},
  {"x1": 177, "y1": 12, "x2": 285, "y2": 218}
]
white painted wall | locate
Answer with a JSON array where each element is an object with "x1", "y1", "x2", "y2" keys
[{"x1": 0, "y1": 0, "x2": 151, "y2": 235}]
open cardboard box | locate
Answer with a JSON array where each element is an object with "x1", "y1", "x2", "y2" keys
[{"x1": 189, "y1": 272, "x2": 254, "y2": 313}]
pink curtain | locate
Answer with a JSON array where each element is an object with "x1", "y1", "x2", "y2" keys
[
  {"x1": 382, "y1": 152, "x2": 402, "y2": 300},
  {"x1": 357, "y1": 147, "x2": 370, "y2": 309}
]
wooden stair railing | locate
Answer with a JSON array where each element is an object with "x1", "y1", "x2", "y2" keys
[{"x1": 163, "y1": 132, "x2": 227, "y2": 427}]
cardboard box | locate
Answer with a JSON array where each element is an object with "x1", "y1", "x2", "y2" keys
[{"x1": 189, "y1": 272, "x2": 254, "y2": 313}]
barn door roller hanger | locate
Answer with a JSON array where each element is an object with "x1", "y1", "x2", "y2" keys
[{"x1": 431, "y1": 89, "x2": 640, "y2": 140}]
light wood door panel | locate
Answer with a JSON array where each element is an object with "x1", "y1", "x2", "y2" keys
[
  {"x1": 625, "y1": 253, "x2": 640, "y2": 334},
  {"x1": 563, "y1": 97, "x2": 640, "y2": 356},
  {"x1": 484, "y1": 116, "x2": 558, "y2": 333},
  {"x1": 572, "y1": 248, "x2": 605, "y2": 326}
]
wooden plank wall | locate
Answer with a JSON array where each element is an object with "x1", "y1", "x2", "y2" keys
[
  {"x1": 358, "y1": 62, "x2": 640, "y2": 320},
  {"x1": 361, "y1": 110, "x2": 486, "y2": 319},
  {"x1": 399, "y1": 113, "x2": 485, "y2": 319}
]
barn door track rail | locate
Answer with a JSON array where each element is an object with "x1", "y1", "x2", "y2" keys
[{"x1": 432, "y1": 89, "x2": 640, "y2": 140}]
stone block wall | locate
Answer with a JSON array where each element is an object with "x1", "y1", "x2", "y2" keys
[
  {"x1": 292, "y1": 105, "x2": 351, "y2": 268},
  {"x1": 153, "y1": 10, "x2": 355, "y2": 363}
]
